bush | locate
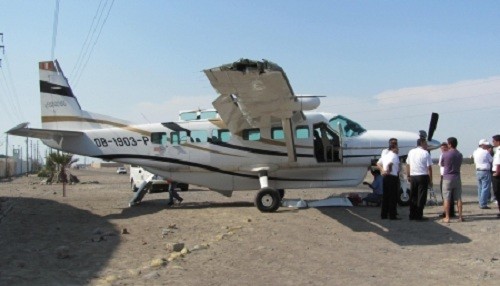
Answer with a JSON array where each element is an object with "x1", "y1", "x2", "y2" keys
[{"x1": 38, "y1": 169, "x2": 51, "y2": 178}]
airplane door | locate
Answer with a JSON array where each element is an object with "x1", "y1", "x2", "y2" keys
[
  {"x1": 166, "y1": 131, "x2": 190, "y2": 170},
  {"x1": 313, "y1": 123, "x2": 341, "y2": 163}
]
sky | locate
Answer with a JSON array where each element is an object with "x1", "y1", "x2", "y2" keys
[{"x1": 1, "y1": 0, "x2": 499, "y2": 162}]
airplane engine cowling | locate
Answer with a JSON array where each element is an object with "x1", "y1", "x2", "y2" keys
[{"x1": 293, "y1": 97, "x2": 320, "y2": 111}]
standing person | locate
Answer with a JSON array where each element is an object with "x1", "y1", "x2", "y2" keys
[
  {"x1": 380, "y1": 145, "x2": 400, "y2": 220},
  {"x1": 438, "y1": 142, "x2": 456, "y2": 217},
  {"x1": 486, "y1": 143, "x2": 497, "y2": 204},
  {"x1": 406, "y1": 138, "x2": 433, "y2": 221},
  {"x1": 473, "y1": 139, "x2": 493, "y2": 209},
  {"x1": 167, "y1": 180, "x2": 183, "y2": 207},
  {"x1": 491, "y1": 135, "x2": 500, "y2": 218},
  {"x1": 440, "y1": 137, "x2": 464, "y2": 222},
  {"x1": 381, "y1": 138, "x2": 398, "y2": 158}
]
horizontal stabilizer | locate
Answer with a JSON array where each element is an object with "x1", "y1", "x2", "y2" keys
[{"x1": 7, "y1": 122, "x2": 83, "y2": 140}]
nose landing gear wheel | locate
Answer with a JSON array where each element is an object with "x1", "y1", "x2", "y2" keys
[
  {"x1": 398, "y1": 188, "x2": 410, "y2": 206},
  {"x1": 255, "y1": 187, "x2": 281, "y2": 212}
]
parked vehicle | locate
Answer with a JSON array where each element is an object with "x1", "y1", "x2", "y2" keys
[
  {"x1": 116, "y1": 167, "x2": 127, "y2": 174},
  {"x1": 129, "y1": 166, "x2": 188, "y2": 193}
]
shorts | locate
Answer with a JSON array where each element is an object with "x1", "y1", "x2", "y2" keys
[{"x1": 442, "y1": 177, "x2": 462, "y2": 201}]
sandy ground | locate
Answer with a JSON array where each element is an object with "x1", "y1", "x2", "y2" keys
[{"x1": 0, "y1": 165, "x2": 499, "y2": 286}]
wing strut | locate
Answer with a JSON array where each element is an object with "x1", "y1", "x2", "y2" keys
[{"x1": 282, "y1": 118, "x2": 297, "y2": 162}]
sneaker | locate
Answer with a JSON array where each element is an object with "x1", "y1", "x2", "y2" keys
[{"x1": 479, "y1": 206, "x2": 491, "y2": 209}]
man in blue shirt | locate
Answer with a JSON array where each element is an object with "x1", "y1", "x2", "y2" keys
[{"x1": 362, "y1": 168, "x2": 383, "y2": 206}]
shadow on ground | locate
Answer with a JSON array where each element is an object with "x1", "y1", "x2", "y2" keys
[
  {"x1": 0, "y1": 197, "x2": 117, "y2": 285},
  {"x1": 317, "y1": 206, "x2": 471, "y2": 246}
]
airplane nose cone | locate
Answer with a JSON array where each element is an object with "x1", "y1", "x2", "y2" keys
[{"x1": 427, "y1": 139, "x2": 441, "y2": 151}]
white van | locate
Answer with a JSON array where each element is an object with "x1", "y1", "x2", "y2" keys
[{"x1": 129, "y1": 166, "x2": 188, "y2": 193}]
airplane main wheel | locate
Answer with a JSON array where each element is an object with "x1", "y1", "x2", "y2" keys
[
  {"x1": 255, "y1": 187, "x2": 281, "y2": 212},
  {"x1": 398, "y1": 188, "x2": 410, "y2": 206}
]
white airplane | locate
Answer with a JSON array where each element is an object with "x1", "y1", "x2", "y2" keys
[{"x1": 7, "y1": 59, "x2": 440, "y2": 212}]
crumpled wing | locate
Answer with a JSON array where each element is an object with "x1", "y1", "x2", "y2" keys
[{"x1": 205, "y1": 59, "x2": 301, "y2": 134}]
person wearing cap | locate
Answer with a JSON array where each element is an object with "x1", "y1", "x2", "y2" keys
[
  {"x1": 473, "y1": 139, "x2": 493, "y2": 209},
  {"x1": 491, "y1": 134, "x2": 500, "y2": 218}
]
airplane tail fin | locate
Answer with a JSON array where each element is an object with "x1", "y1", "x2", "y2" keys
[{"x1": 39, "y1": 60, "x2": 129, "y2": 131}]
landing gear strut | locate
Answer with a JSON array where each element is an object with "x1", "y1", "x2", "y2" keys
[{"x1": 254, "y1": 170, "x2": 281, "y2": 212}]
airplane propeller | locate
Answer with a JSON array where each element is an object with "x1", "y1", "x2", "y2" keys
[
  {"x1": 427, "y1": 112, "x2": 439, "y2": 142},
  {"x1": 419, "y1": 112, "x2": 439, "y2": 142}
]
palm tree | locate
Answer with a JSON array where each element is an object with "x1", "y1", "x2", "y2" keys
[{"x1": 46, "y1": 152, "x2": 79, "y2": 197}]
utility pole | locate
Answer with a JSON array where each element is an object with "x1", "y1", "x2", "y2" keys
[
  {"x1": 4, "y1": 134, "x2": 8, "y2": 178},
  {"x1": 30, "y1": 140, "x2": 33, "y2": 173},
  {"x1": 26, "y1": 137, "x2": 29, "y2": 176},
  {"x1": 0, "y1": 32, "x2": 4, "y2": 67},
  {"x1": 19, "y1": 146, "x2": 22, "y2": 174}
]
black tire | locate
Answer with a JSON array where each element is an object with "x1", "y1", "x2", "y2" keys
[
  {"x1": 398, "y1": 188, "x2": 410, "y2": 206},
  {"x1": 179, "y1": 183, "x2": 189, "y2": 192},
  {"x1": 277, "y1": 189, "x2": 285, "y2": 199},
  {"x1": 254, "y1": 187, "x2": 281, "y2": 212}
]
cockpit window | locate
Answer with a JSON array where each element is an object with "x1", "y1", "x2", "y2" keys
[{"x1": 329, "y1": 115, "x2": 366, "y2": 137}]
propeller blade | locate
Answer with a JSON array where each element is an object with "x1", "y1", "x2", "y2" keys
[{"x1": 428, "y1": 112, "x2": 439, "y2": 141}]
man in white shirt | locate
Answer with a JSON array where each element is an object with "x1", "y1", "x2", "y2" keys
[
  {"x1": 406, "y1": 138, "x2": 433, "y2": 221},
  {"x1": 381, "y1": 138, "x2": 398, "y2": 158},
  {"x1": 473, "y1": 139, "x2": 493, "y2": 209},
  {"x1": 380, "y1": 144, "x2": 400, "y2": 220},
  {"x1": 491, "y1": 135, "x2": 500, "y2": 218}
]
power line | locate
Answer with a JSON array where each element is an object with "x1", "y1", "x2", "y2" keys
[
  {"x1": 72, "y1": 0, "x2": 115, "y2": 87},
  {"x1": 70, "y1": 0, "x2": 106, "y2": 78},
  {"x1": 0, "y1": 34, "x2": 24, "y2": 122},
  {"x1": 51, "y1": 0, "x2": 60, "y2": 60}
]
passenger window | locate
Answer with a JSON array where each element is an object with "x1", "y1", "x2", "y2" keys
[
  {"x1": 170, "y1": 131, "x2": 188, "y2": 145},
  {"x1": 191, "y1": 130, "x2": 208, "y2": 143},
  {"x1": 170, "y1": 132, "x2": 180, "y2": 146},
  {"x1": 295, "y1": 126, "x2": 309, "y2": 139},
  {"x1": 271, "y1": 127, "x2": 284, "y2": 140},
  {"x1": 211, "y1": 129, "x2": 231, "y2": 143},
  {"x1": 179, "y1": 111, "x2": 197, "y2": 121},
  {"x1": 243, "y1": 129, "x2": 260, "y2": 141},
  {"x1": 200, "y1": 111, "x2": 218, "y2": 119},
  {"x1": 151, "y1": 132, "x2": 167, "y2": 145}
]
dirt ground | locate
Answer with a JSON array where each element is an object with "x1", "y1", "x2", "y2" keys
[{"x1": 0, "y1": 165, "x2": 499, "y2": 286}]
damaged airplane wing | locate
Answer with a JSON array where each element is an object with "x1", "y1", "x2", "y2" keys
[{"x1": 204, "y1": 59, "x2": 320, "y2": 162}]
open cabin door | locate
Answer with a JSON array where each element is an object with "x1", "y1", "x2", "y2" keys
[{"x1": 313, "y1": 123, "x2": 341, "y2": 163}]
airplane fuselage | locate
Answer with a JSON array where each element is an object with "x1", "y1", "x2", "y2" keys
[{"x1": 41, "y1": 111, "x2": 426, "y2": 192}]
